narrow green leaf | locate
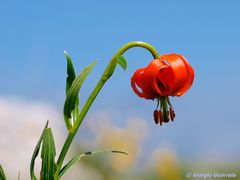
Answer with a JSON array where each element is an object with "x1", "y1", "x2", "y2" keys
[
  {"x1": 30, "y1": 121, "x2": 49, "y2": 180},
  {"x1": 116, "y1": 56, "x2": 128, "y2": 70},
  {"x1": 40, "y1": 128, "x2": 57, "y2": 180},
  {"x1": 64, "y1": 51, "x2": 77, "y2": 94},
  {"x1": 0, "y1": 164, "x2": 6, "y2": 180},
  {"x1": 58, "y1": 150, "x2": 127, "y2": 178},
  {"x1": 63, "y1": 60, "x2": 97, "y2": 129},
  {"x1": 64, "y1": 51, "x2": 80, "y2": 131},
  {"x1": 17, "y1": 171, "x2": 20, "y2": 180}
]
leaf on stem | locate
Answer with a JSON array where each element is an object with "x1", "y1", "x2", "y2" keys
[
  {"x1": 64, "y1": 51, "x2": 80, "y2": 131},
  {"x1": 40, "y1": 128, "x2": 57, "y2": 180},
  {"x1": 64, "y1": 51, "x2": 77, "y2": 94},
  {"x1": 58, "y1": 150, "x2": 127, "y2": 178},
  {"x1": 63, "y1": 60, "x2": 97, "y2": 129},
  {"x1": 30, "y1": 121, "x2": 49, "y2": 180},
  {"x1": 116, "y1": 56, "x2": 128, "y2": 70},
  {"x1": 0, "y1": 164, "x2": 6, "y2": 180}
]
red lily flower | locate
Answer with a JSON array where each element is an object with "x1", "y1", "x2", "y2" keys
[{"x1": 131, "y1": 54, "x2": 194, "y2": 125}]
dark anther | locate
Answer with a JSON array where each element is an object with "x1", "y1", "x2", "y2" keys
[
  {"x1": 169, "y1": 107, "x2": 175, "y2": 121},
  {"x1": 153, "y1": 110, "x2": 159, "y2": 124},
  {"x1": 158, "y1": 110, "x2": 163, "y2": 126}
]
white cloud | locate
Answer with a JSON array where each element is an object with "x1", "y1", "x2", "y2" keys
[
  {"x1": 0, "y1": 96, "x2": 104, "y2": 180},
  {"x1": 0, "y1": 96, "x2": 64, "y2": 179}
]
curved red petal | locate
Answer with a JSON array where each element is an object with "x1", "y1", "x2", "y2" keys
[
  {"x1": 144, "y1": 59, "x2": 170, "y2": 96},
  {"x1": 176, "y1": 62, "x2": 194, "y2": 96},
  {"x1": 131, "y1": 68, "x2": 156, "y2": 99},
  {"x1": 130, "y1": 54, "x2": 194, "y2": 99},
  {"x1": 155, "y1": 64, "x2": 175, "y2": 96},
  {"x1": 159, "y1": 54, "x2": 194, "y2": 96},
  {"x1": 131, "y1": 68, "x2": 146, "y2": 98}
]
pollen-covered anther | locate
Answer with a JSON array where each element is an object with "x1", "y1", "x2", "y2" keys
[
  {"x1": 169, "y1": 106, "x2": 175, "y2": 121},
  {"x1": 158, "y1": 110, "x2": 163, "y2": 126},
  {"x1": 153, "y1": 110, "x2": 159, "y2": 124}
]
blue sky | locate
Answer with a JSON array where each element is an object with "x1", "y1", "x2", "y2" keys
[{"x1": 1, "y1": 0, "x2": 240, "y2": 163}]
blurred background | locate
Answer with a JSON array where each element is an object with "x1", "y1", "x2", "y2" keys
[{"x1": 0, "y1": 0, "x2": 240, "y2": 179}]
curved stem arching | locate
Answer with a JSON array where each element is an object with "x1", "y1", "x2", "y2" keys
[
  {"x1": 114, "y1": 41, "x2": 159, "y2": 59},
  {"x1": 56, "y1": 41, "x2": 160, "y2": 176}
]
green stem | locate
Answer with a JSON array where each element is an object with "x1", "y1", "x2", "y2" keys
[
  {"x1": 161, "y1": 97, "x2": 169, "y2": 121},
  {"x1": 56, "y1": 41, "x2": 159, "y2": 176}
]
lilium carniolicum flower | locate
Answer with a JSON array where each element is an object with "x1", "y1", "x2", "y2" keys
[{"x1": 131, "y1": 54, "x2": 194, "y2": 125}]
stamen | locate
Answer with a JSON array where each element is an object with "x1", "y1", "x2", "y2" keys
[
  {"x1": 156, "y1": 98, "x2": 160, "y2": 109},
  {"x1": 153, "y1": 110, "x2": 159, "y2": 124},
  {"x1": 170, "y1": 107, "x2": 175, "y2": 121},
  {"x1": 158, "y1": 110, "x2": 163, "y2": 126},
  {"x1": 163, "y1": 111, "x2": 170, "y2": 123}
]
